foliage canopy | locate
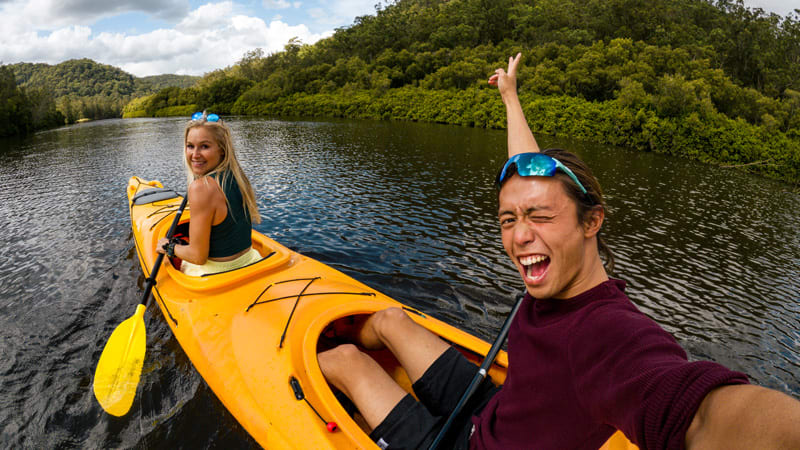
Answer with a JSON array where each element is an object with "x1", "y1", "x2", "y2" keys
[
  {"x1": 4, "y1": 59, "x2": 199, "y2": 130},
  {"x1": 6, "y1": 0, "x2": 800, "y2": 182},
  {"x1": 125, "y1": 0, "x2": 799, "y2": 182}
]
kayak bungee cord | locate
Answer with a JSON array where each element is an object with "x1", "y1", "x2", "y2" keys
[
  {"x1": 147, "y1": 203, "x2": 183, "y2": 218},
  {"x1": 245, "y1": 277, "x2": 376, "y2": 348},
  {"x1": 290, "y1": 376, "x2": 338, "y2": 432},
  {"x1": 148, "y1": 206, "x2": 185, "y2": 231},
  {"x1": 278, "y1": 277, "x2": 317, "y2": 348},
  {"x1": 129, "y1": 178, "x2": 189, "y2": 232},
  {"x1": 246, "y1": 278, "x2": 376, "y2": 312}
]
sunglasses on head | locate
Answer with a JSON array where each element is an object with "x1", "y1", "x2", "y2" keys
[
  {"x1": 495, "y1": 152, "x2": 588, "y2": 194},
  {"x1": 191, "y1": 111, "x2": 220, "y2": 122}
]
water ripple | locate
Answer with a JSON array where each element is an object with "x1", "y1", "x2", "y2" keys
[{"x1": 0, "y1": 118, "x2": 797, "y2": 447}]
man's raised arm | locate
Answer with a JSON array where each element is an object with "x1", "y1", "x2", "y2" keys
[{"x1": 489, "y1": 53, "x2": 539, "y2": 157}]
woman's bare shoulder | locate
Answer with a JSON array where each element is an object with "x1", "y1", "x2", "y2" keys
[{"x1": 188, "y1": 176, "x2": 224, "y2": 203}]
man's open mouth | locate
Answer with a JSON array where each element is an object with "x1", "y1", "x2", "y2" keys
[{"x1": 520, "y1": 254, "x2": 550, "y2": 282}]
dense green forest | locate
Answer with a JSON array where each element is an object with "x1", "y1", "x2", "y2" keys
[
  {"x1": 0, "y1": 59, "x2": 199, "y2": 136},
  {"x1": 3, "y1": 0, "x2": 799, "y2": 183},
  {"x1": 123, "y1": 0, "x2": 800, "y2": 184},
  {"x1": 0, "y1": 64, "x2": 63, "y2": 136}
]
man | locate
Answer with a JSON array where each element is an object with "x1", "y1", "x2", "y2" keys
[{"x1": 317, "y1": 54, "x2": 800, "y2": 449}]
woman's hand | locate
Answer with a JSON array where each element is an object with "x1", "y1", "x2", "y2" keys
[
  {"x1": 488, "y1": 53, "x2": 522, "y2": 99},
  {"x1": 156, "y1": 237, "x2": 169, "y2": 255}
]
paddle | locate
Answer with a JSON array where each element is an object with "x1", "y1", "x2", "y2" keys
[
  {"x1": 428, "y1": 292, "x2": 526, "y2": 450},
  {"x1": 93, "y1": 193, "x2": 188, "y2": 416}
]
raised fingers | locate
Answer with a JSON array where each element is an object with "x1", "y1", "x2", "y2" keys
[
  {"x1": 508, "y1": 52, "x2": 522, "y2": 77},
  {"x1": 489, "y1": 68, "x2": 505, "y2": 85}
]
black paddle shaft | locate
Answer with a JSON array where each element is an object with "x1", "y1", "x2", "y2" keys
[
  {"x1": 140, "y1": 194, "x2": 188, "y2": 306},
  {"x1": 428, "y1": 292, "x2": 526, "y2": 450}
]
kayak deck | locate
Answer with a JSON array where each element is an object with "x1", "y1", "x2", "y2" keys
[{"x1": 127, "y1": 177, "x2": 637, "y2": 449}]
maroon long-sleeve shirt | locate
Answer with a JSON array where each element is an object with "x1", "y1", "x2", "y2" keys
[{"x1": 471, "y1": 279, "x2": 749, "y2": 449}]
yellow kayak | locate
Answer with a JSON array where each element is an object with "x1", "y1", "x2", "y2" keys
[{"x1": 127, "y1": 176, "x2": 637, "y2": 449}]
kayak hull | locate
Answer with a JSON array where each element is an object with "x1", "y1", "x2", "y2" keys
[{"x1": 126, "y1": 176, "x2": 636, "y2": 449}]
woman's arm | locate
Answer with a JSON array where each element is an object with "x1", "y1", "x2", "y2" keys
[
  {"x1": 488, "y1": 53, "x2": 539, "y2": 157},
  {"x1": 157, "y1": 177, "x2": 224, "y2": 265},
  {"x1": 686, "y1": 384, "x2": 800, "y2": 449}
]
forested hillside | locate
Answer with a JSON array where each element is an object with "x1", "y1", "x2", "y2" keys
[
  {"x1": 0, "y1": 65, "x2": 63, "y2": 137},
  {"x1": 136, "y1": 74, "x2": 200, "y2": 92},
  {"x1": 126, "y1": 0, "x2": 800, "y2": 183},
  {"x1": 2, "y1": 59, "x2": 199, "y2": 132}
]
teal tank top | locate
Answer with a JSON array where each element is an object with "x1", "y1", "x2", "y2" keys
[{"x1": 208, "y1": 172, "x2": 252, "y2": 258}]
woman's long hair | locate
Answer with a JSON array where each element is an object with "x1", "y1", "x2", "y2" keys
[{"x1": 183, "y1": 120, "x2": 261, "y2": 224}]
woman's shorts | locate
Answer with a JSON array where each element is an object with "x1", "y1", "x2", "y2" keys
[
  {"x1": 180, "y1": 247, "x2": 262, "y2": 276},
  {"x1": 368, "y1": 346, "x2": 500, "y2": 450}
]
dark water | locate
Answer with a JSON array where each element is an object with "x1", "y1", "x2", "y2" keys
[{"x1": 0, "y1": 117, "x2": 798, "y2": 448}]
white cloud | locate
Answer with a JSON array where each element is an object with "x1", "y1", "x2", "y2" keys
[
  {"x1": 176, "y1": 2, "x2": 234, "y2": 33},
  {"x1": 113, "y1": 15, "x2": 330, "y2": 75},
  {"x1": 0, "y1": 1, "x2": 332, "y2": 76},
  {"x1": 263, "y1": 0, "x2": 293, "y2": 9},
  {"x1": 16, "y1": 0, "x2": 188, "y2": 28}
]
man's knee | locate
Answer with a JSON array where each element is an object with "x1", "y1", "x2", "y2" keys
[
  {"x1": 371, "y1": 307, "x2": 414, "y2": 338},
  {"x1": 319, "y1": 343, "x2": 385, "y2": 397},
  {"x1": 320, "y1": 342, "x2": 360, "y2": 367},
  {"x1": 319, "y1": 344, "x2": 369, "y2": 379}
]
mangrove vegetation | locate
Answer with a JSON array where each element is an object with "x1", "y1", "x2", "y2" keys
[
  {"x1": 124, "y1": 0, "x2": 800, "y2": 184},
  {"x1": 3, "y1": 0, "x2": 799, "y2": 183}
]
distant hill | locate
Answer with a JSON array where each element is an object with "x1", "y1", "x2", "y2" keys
[
  {"x1": 2, "y1": 57, "x2": 200, "y2": 135},
  {"x1": 11, "y1": 59, "x2": 136, "y2": 98},
  {"x1": 9, "y1": 59, "x2": 199, "y2": 99},
  {"x1": 5, "y1": 59, "x2": 200, "y2": 124},
  {"x1": 136, "y1": 74, "x2": 201, "y2": 93}
]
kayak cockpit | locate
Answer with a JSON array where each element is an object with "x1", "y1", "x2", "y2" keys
[{"x1": 154, "y1": 220, "x2": 295, "y2": 293}]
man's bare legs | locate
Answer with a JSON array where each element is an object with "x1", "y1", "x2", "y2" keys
[{"x1": 318, "y1": 307, "x2": 450, "y2": 429}]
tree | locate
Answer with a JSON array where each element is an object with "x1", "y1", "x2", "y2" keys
[{"x1": 0, "y1": 65, "x2": 33, "y2": 136}]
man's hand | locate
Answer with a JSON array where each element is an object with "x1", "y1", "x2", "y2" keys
[{"x1": 489, "y1": 52, "x2": 522, "y2": 100}]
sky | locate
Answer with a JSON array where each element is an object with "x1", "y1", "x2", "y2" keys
[{"x1": 0, "y1": 0, "x2": 796, "y2": 78}]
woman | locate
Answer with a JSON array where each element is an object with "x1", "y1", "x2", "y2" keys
[{"x1": 156, "y1": 111, "x2": 262, "y2": 276}]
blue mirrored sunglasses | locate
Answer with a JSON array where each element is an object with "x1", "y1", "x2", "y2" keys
[
  {"x1": 191, "y1": 111, "x2": 220, "y2": 122},
  {"x1": 495, "y1": 152, "x2": 588, "y2": 194}
]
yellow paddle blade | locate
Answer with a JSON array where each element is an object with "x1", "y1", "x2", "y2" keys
[{"x1": 93, "y1": 303, "x2": 147, "y2": 416}]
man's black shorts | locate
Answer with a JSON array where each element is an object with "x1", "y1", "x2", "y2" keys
[{"x1": 368, "y1": 347, "x2": 500, "y2": 449}]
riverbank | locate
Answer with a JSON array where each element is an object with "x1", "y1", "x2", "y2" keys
[{"x1": 124, "y1": 86, "x2": 800, "y2": 186}]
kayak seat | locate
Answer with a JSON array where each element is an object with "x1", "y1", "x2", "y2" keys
[
  {"x1": 161, "y1": 221, "x2": 293, "y2": 292},
  {"x1": 163, "y1": 221, "x2": 277, "y2": 275}
]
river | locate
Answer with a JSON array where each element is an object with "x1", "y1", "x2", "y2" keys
[{"x1": 0, "y1": 117, "x2": 798, "y2": 448}]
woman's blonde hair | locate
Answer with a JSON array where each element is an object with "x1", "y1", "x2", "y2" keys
[{"x1": 183, "y1": 118, "x2": 261, "y2": 224}]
